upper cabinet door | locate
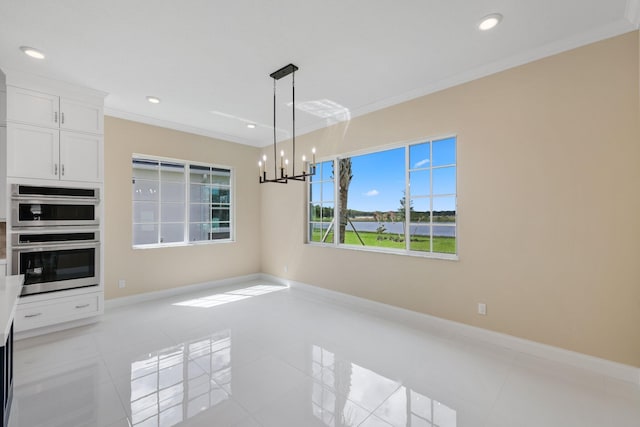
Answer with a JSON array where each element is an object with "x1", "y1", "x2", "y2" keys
[
  {"x1": 7, "y1": 86, "x2": 60, "y2": 128},
  {"x1": 60, "y1": 98, "x2": 103, "y2": 134},
  {"x1": 7, "y1": 124, "x2": 60, "y2": 180},
  {"x1": 59, "y1": 131, "x2": 103, "y2": 182}
]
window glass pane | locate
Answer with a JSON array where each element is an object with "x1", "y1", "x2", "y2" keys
[
  {"x1": 133, "y1": 180, "x2": 159, "y2": 201},
  {"x1": 134, "y1": 223, "x2": 158, "y2": 245},
  {"x1": 433, "y1": 196, "x2": 456, "y2": 254},
  {"x1": 189, "y1": 223, "x2": 209, "y2": 242},
  {"x1": 409, "y1": 198, "x2": 430, "y2": 252},
  {"x1": 409, "y1": 142, "x2": 430, "y2": 170},
  {"x1": 409, "y1": 170, "x2": 430, "y2": 197},
  {"x1": 162, "y1": 182, "x2": 185, "y2": 202},
  {"x1": 321, "y1": 203, "x2": 334, "y2": 223},
  {"x1": 189, "y1": 204, "x2": 210, "y2": 222},
  {"x1": 342, "y1": 147, "x2": 405, "y2": 248},
  {"x1": 133, "y1": 202, "x2": 158, "y2": 223},
  {"x1": 133, "y1": 160, "x2": 159, "y2": 180},
  {"x1": 211, "y1": 208, "x2": 230, "y2": 222},
  {"x1": 211, "y1": 187, "x2": 230, "y2": 205},
  {"x1": 160, "y1": 223, "x2": 184, "y2": 243},
  {"x1": 190, "y1": 184, "x2": 210, "y2": 203},
  {"x1": 432, "y1": 167, "x2": 456, "y2": 195},
  {"x1": 309, "y1": 203, "x2": 321, "y2": 221},
  {"x1": 320, "y1": 160, "x2": 334, "y2": 181},
  {"x1": 161, "y1": 203, "x2": 185, "y2": 222},
  {"x1": 432, "y1": 137, "x2": 456, "y2": 166},
  {"x1": 160, "y1": 163, "x2": 185, "y2": 182},
  {"x1": 211, "y1": 169, "x2": 230, "y2": 185},
  {"x1": 190, "y1": 166, "x2": 210, "y2": 184},
  {"x1": 310, "y1": 222, "x2": 333, "y2": 244},
  {"x1": 310, "y1": 183, "x2": 321, "y2": 203},
  {"x1": 409, "y1": 198, "x2": 430, "y2": 223},
  {"x1": 322, "y1": 182, "x2": 334, "y2": 202}
]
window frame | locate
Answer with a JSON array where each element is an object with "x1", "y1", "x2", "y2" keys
[
  {"x1": 132, "y1": 154, "x2": 235, "y2": 249},
  {"x1": 306, "y1": 136, "x2": 458, "y2": 260}
]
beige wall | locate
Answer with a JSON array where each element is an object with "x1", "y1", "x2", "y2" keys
[
  {"x1": 104, "y1": 117, "x2": 261, "y2": 299},
  {"x1": 260, "y1": 31, "x2": 640, "y2": 367}
]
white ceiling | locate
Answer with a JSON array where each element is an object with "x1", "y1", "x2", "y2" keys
[{"x1": 0, "y1": 1, "x2": 638, "y2": 147}]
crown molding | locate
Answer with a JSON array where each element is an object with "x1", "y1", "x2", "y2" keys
[
  {"x1": 296, "y1": 18, "x2": 638, "y2": 138},
  {"x1": 104, "y1": 108, "x2": 262, "y2": 147}
]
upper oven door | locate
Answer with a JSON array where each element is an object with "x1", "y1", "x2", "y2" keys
[{"x1": 12, "y1": 198, "x2": 98, "y2": 227}]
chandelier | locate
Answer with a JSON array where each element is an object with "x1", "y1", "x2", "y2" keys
[{"x1": 259, "y1": 63, "x2": 316, "y2": 184}]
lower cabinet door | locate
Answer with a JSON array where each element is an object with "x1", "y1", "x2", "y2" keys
[{"x1": 15, "y1": 293, "x2": 101, "y2": 332}]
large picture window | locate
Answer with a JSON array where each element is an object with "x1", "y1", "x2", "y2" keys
[
  {"x1": 308, "y1": 136, "x2": 456, "y2": 257},
  {"x1": 133, "y1": 156, "x2": 233, "y2": 247}
]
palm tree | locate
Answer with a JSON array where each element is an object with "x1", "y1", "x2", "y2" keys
[{"x1": 338, "y1": 158, "x2": 352, "y2": 243}]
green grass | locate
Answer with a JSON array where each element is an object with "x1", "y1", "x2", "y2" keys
[{"x1": 310, "y1": 229, "x2": 456, "y2": 254}]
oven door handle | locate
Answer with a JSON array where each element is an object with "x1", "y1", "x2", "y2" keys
[
  {"x1": 13, "y1": 242, "x2": 100, "y2": 252},
  {"x1": 11, "y1": 197, "x2": 98, "y2": 204}
]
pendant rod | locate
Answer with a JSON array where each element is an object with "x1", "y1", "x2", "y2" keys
[
  {"x1": 292, "y1": 69, "x2": 296, "y2": 176},
  {"x1": 273, "y1": 77, "x2": 277, "y2": 179}
]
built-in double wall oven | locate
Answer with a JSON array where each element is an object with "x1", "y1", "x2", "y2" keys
[{"x1": 10, "y1": 185, "x2": 100, "y2": 296}]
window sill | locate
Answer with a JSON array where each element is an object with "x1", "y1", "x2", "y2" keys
[
  {"x1": 133, "y1": 239, "x2": 235, "y2": 250},
  {"x1": 306, "y1": 241, "x2": 459, "y2": 261}
]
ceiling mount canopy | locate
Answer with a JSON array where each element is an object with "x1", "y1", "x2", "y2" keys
[{"x1": 259, "y1": 63, "x2": 316, "y2": 184}]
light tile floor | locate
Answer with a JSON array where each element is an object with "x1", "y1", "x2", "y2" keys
[{"x1": 8, "y1": 280, "x2": 640, "y2": 427}]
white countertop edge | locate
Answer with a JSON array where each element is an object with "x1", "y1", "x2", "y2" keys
[{"x1": 0, "y1": 275, "x2": 24, "y2": 343}]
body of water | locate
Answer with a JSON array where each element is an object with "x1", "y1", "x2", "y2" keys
[{"x1": 346, "y1": 221, "x2": 455, "y2": 237}]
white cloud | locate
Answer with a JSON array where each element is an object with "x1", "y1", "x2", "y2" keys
[
  {"x1": 414, "y1": 158, "x2": 430, "y2": 168},
  {"x1": 364, "y1": 189, "x2": 379, "y2": 197}
]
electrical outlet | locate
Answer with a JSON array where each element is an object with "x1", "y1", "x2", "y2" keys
[
  {"x1": 118, "y1": 279, "x2": 126, "y2": 289},
  {"x1": 478, "y1": 303, "x2": 487, "y2": 315}
]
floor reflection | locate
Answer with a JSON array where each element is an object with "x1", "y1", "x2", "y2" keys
[
  {"x1": 129, "y1": 330, "x2": 232, "y2": 426},
  {"x1": 172, "y1": 284, "x2": 286, "y2": 308},
  {"x1": 312, "y1": 345, "x2": 457, "y2": 427}
]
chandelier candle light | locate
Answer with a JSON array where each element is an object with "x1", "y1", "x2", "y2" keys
[{"x1": 259, "y1": 63, "x2": 316, "y2": 184}]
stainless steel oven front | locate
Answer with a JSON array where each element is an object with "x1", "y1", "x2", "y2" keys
[
  {"x1": 12, "y1": 230, "x2": 100, "y2": 296},
  {"x1": 11, "y1": 184, "x2": 99, "y2": 228}
]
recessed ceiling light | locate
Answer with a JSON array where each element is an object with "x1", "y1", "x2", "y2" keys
[
  {"x1": 247, "y1": 123, "x2": 256, "y2": 129},
  {"x1": 146, "y1": 96, "x2": 161, "y2": 104},
  {"x1": 20, "y1": 46, "x2": 45, "y2": 59},
  {"x1": 478, "y1": 13, "x2": 503, "y2": 31}
]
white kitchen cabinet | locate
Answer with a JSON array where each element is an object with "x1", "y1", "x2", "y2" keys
[
  {"x1": 15, "y1": 291, "x2": 102, "y2": 332},
  {"x1": 7, "y1": 124, "x2": 60, "y2": 180},
  {"x1": 7, "y1": 124, "x2": 102, "y2": 183},
  {"x1": 59, "y1": 131, "x2": 103, "y2": 182},
  {"x1": 59, "y1": 98, "x2": 103, "y2": 134},
  {"x1": 7, "y1": 87, "x2": 103, "y2": 134},
  {"x1": 0, "y1": 127, "x2": 5, "y2": 219}
]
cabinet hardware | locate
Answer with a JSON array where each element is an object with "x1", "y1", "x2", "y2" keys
[
  {"x1": 75, "y1": 304, "x2": 90, "y2": 309},
  {"x1": 54, "y1": 164, "x2": 58, "y2": 175},
  {"x1": 61, "y1": 112, "x2": 65, "y2": 124},
  {"x1": 54, "y1": 112, "x2": 58, "y2": 123},
  {"x1": 62, "y1": 164, "x2": 65, "y2": 176},
  {"x1": 24, "y1": 313, "x2": 42, "y2": 318}
]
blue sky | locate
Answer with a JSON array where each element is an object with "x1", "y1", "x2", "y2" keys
[{"x1": 347, "y1": 138, "x2": 457, "y2": 212}]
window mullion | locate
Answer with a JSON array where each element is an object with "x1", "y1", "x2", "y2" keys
[
  {"x1": 334, "y1": 158, "x2": 339, "y2": 246},
  {"x1": 405, "y1": 147, "x2": 410, "y2": 252}
]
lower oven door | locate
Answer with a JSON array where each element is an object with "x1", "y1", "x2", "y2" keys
[{"x1": 13, "y1": 243, "x2": 100, "y2": 296}]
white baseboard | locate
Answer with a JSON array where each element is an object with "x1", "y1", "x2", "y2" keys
[
  {"x1": 104, "y1": 274, "x2": 263, "y2": 310},
  {"x1": 262, "y1": 274, "x2": 640, "y2": 386}
]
